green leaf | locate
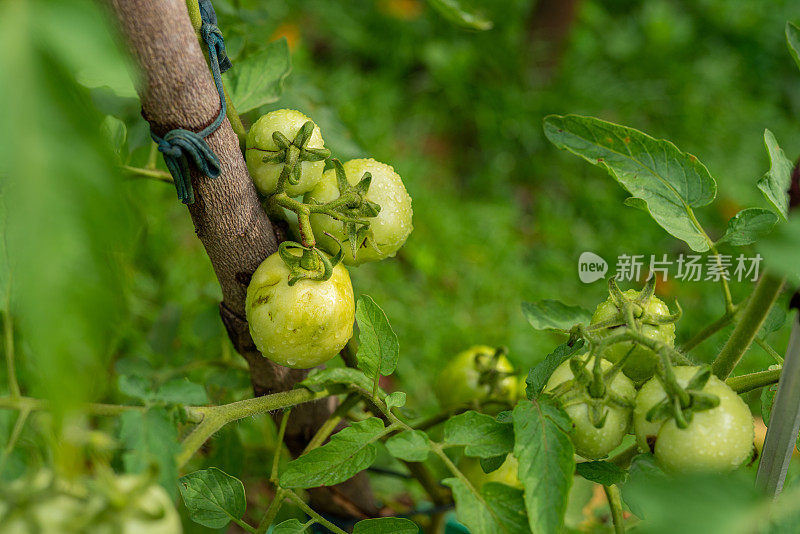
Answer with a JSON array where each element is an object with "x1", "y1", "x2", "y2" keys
[
  {"x1": 279, "y1": 418, "x2": 387, "y2": 488},
  {"x1": 178, "y1": 468, "x2": 246, "y2": 529},
  {"x1": 118, "y1": 374, "x2": 152, "y2": 402},
  {"x1": 100, "y1": 115, "x2": 127, "y2": 158},
  {"x1": 760, "y1": 307, "x2": 787, "y2": 338},
  {"x1": 513, "y1": 397, "x2": 575, "y2": 534},
  {"x1": 352, "y1": 517, "x2": 419, "y2": 533},
  {"x1": 443, "y1": 477, "x2": 508, "y2": 534},
  {"x1": 718, "y1": 208, "x2": 778, "y2": 246},
  {"x1": 480, "y1": 455, "x2": 508, "y2": 474},
  {"x1": 118, "y1": 408, "x2": 180, "y2": 497},
  {"x1": 356, "y1": 295, "x2": 400, "y2": 379},
  {"x1": 757, "y1": 130, "x2": 793, "y2": 221},
  {"x1": 227, "y1": 38, "x2": 290, "y2": 113},
  {"x1": 575, "y1": 461, "x2": 627, "y2": 486},
  {"x1": 385, "y1": 391, "x2": 407, "y2": 411},
  {"x1": 385, "y1": 430, "x2": 430, "y2": 462},
  {"x1": 525, "y1": 341, "x2": 586, "y2": 399},
  {"x1": 427, "y1": 0, "x2": 493, "y2": 31},
  {"x1": 444, "y1": 411, "x2": 514, "y2": 458},
  {"x1": 761, "y1": 374, "x2": 779, "y2": 425},
  {"x1": 521, "y1": 300, "x2": 592, "y2": 331},
  {"x1": 299, "y1": 367, "x2": 376, "y2": 393},
  {"x1": 155, "y1": 378, "x2": 209, "y2": 405},
  {"x1": 482, "y1": 482, "x2": 531, "y2": 534},
  {"x1": 621, "y1": 454, "x2": 666, "y2": 518},
  {"x1": 272, "y1": 519, "x2": 309, "y2": 533},
  {"x1": 787, "y1": 22, "x2": 800, "y2": 72},
  {"x1": 757, "y1": 216, "x2": 800, "y2": 285},
  {"x1": 543, "y1": 114, "x2": 716, "y2": 252}
]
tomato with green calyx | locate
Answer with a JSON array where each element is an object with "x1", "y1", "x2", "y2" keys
[
  {"x1": 435, "y1": 346, "x2": 517, "y2": 410},
  {"x1": 246, "y1": 250, "x2": 354, "y2": 369},
  {"x1": 591, "y1": 289, "x2": 676, "y2": 384},
  {"x1": 305, "y1": 158, "x2": 413, "y2": 265},
  {"x1": 245, "y1": 109, "x2": 327, "y2": 197},
  {"x1": 459, "y1": 455, "x2": 521, "y2": 489},
  {"x1": 634, "y1": 366, "x2": 754, "y2": 472},
  {"x1": 545, "y1": 357, "x2": 635, "y2": 460}
]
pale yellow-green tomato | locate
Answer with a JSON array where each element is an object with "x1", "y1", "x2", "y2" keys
[
  {"x1": 459, "y1": 455, "x2": 522, "y2": 489},
  {"x1": 435, "y1": 346, "x2": 518, "y2": 411},
  {"x1": 98, "y1": 475, "x2": 183, "y2": 534},
  {"x1": 634, "y1": 366, "x2": 754, "y2": 473},
  {"x1": 245, "y1": 109, "x2": 326, "y2": 197},
  {"x1": 246, "y1": 251, "x2": 354, "y2": 369},
  {"x1": 304, "y1": 158, "x2": 413, "y2": 265},
  {"x1": 545, "y1": 357, "x2": 636, "y2": 460}
]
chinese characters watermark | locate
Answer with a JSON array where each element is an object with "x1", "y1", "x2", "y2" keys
[{"x1": 578, "y1": 253, "x2": 762, "y2": 283}]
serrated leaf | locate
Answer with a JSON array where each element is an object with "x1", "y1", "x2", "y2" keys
[
  {"x1": 118, "y1": 374, "x2": 151, "y2": 402},
  {"x1": 385, "y1": 430, "x2": 430, "y2": 462},
  {"x1": 118, "y1": 407, "x2": 180, "y2": 497},
  {"x1": 272, "y1": 519, "x2": 309, "y2": 533},
  {"x1": 356, "y1": 295, "x2": 400, "y2": 380},
  {"x1": 787, "y1": 22, "x2": 800, "y2": 72},
  {"x1": 427, "y1": 0, "x2": 493, "y2": 30},
  {"x1": 444, "y1": 411, "x2": 514, "y2": 458},
  {"x1": 443, "y1": 477, "x2": 509, "y2": 534},
  {"x1": 385, "y1": 391, "x2": 407, "y2": 411},
  {"x1": 718, "y1": 208, "x2": 778, "y2": 246},
  {"x1": 155, "y1": 378, "x2": 209, "y2": 405},
  {"x1": 279, "y1": 418, "x2": 387, "y2": 488},
  {"x1": 575, "y1": 461, "x2": 627, "y2": 486},
  {"x1": 757, "y1": 130, "x2": 793, "y2": 221},
  {"x1": 525, "y1": 341, "x2": 586, "y2": 399},
  {"x1": 521, "y1": 300, "x2": 592, "y2": 331},
  {"x1": 482, "y1": 482, "x2": 531, "y2": 534},
  {"x1": 178, "y1": 468, "x2": 246, "y2": 529},
  {"x1": 544, "y1": 114, "x2": 716, "y2": 252},
  {"x1": 299, "y1": 367, "x2": 375, "y2": 393},
  {"x1": 513, "y1": 397, "x2": 575, "y2": 534},
  {"x1": 227, "y1": 38, "x2": 290, "y2": 113},
  {"x1": 352, "y1": 517, "x2": 419, "y2": 533}
]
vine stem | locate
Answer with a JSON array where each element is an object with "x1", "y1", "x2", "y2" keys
[
  {"x1": 712, "y1": 273, "x2": 785, "y2": 379},
  {"x1": 726, "y1": 368, "x2": 782, "y2": 394},
  {"x1": 122, "y1": 165, "x2": 174, "y2": 183},
  {"x1": 256, "y1": 488, "x2": 287, "y2": 534},
  {"x1": 756, "y1": 338, "x2": 785, "y2": 364},
  {"x1": 0, "y1": 396, "x2": 146, "y2": 417},
  {"x1": 603, "y1": 484, "x2": 625, "y2": 534},
  {"x1": 177, "y1": 388, "x2": 331, "y2": 468},
  {"x1": 286, "y1": 490, "x2": 348, "y2": 534},
  {"x1": 184, "y1": 0, "x2": 247, "y2": 146},
  {"x1": 3, "y1": 308, "x2": 20, "y2": 399},
  {"x1": 271, "y1": 408, "x2": 291, "y2": 483}
]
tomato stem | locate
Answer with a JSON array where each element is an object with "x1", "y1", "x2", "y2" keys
[{"x1": 603, "y1": 484, "x2": 626, "y2": 534}]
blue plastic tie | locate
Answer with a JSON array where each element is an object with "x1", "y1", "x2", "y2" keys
[{"x1": 150, "y1": 0, "x2": 231, "y2": 204}]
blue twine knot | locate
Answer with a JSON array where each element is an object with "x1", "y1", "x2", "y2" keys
[{"x1": 149, "y1": 0, "x2": 231, "y2": 205}]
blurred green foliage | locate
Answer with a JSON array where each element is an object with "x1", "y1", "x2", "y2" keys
[{"x1": 2, "y1": 0, "x2": 800, "y2": 530}]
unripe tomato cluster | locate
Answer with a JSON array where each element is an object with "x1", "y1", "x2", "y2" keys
[
  {"x1": 543, "y1": 286, "x2": 755, "y2": 473},
  {"x1": 435, "y1": 345, "x2": 518, "y2": 411},
  {"x1": 244, "y1": 109, "x2": 414, "y2": 369}
]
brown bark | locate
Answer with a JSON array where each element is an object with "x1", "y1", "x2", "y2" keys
[
  {"x1": 528, "y1": 0, "x2": 583, "y2": 80},
  {"x1": 106, "y1": 0, "x2": 376, "y2": 519}
]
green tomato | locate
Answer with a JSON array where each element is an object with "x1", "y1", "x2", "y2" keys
[
  {"x1": 545, "y1": 357, "x2": 635, "y2": 460},
  {"x1": 246, "y1": 250, "x2": 354, "y2": 368},
  {"x1": 245, "y1": 109, "x2": 326, "y2": 197},
  {"x1": 304, "y1": 158, "x2": 413, "y2": 265},
  {"x1": 435, "y1": 346, "x2": 517, "y2": 410},
  {"x1": 0, "y1": 472, "x2": 182, "y2": 534},
  {"x1": 634, "y1": 366, "x2": 754, "y2": 472},
  {"x1": 459, "y1": 455, "x2": 521, "y2": 489},
  {"x1": 591, "y1": 289, "x2": 676, "y2": 384}
]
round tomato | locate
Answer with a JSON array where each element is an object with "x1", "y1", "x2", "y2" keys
[
  {"x1": 435, "y1": 346, "x2": 517, "y2": 410},
  {"x1": 304, "y1": 158, "x2": 413, "y2": 265},
  {"x1": 459, "y1": 455, "x2": 521, "y2": 489},
  {"x1": 634, "y1": 366, "x2": 754, "y2": 472},
  {"x1": 246, "y1": 250, "x2": 354, "y2": 368},
  {"x1": 591, "y1": 289, "x2": 676, "y2": 384},
  {"x1": 545, "y1": 357, "x2": 635, "y2": 460},
  {"x1": 245, "y1": 109, "x2": 327, "y2": 197}
]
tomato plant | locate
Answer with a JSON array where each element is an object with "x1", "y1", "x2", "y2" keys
[{"x1": 4, "y1": 1, "x2": 800, "y2": 534}]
